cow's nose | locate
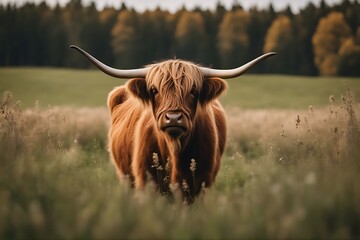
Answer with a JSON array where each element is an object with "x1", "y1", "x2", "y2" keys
[
  {"x1": 165, "y1": 112, "x2": 183, "y2": 124},
  {"x1": 161, "y1": 112, "x2": 186, "y2": 138}
]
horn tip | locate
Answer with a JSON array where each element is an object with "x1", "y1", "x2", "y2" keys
[{"x1": 69, "y1": 45, "x2": 79, "y2": 49}]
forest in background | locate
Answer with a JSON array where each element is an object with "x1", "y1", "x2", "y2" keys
[{"x1": 1, "y1": 0, "x2": 360, "y2": 76}]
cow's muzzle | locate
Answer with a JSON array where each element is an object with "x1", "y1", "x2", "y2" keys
[{"x1": 160, "y1": 111, "x2": 187, "y2": 138}]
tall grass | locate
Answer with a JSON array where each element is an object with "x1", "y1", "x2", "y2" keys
[{"x1": 0, "y1": 82, "x2": 360, "y2": 239}]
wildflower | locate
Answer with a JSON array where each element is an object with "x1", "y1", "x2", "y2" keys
[
  {"x1": 280, "y1": 129, "x2": 286, "y2": 137},
  {"x1": 165, "y1": 158, "x2": 170, "y2": 172},
  {"x1": 295, "y1": 115, "x2": 301, "y2": 128},
  {"x1": 189, "y1": 158, "x2": 196, "y2": 173},
  {"x1": 163, "y1": 175, "x2": 169, "y2": 183},
  {"x1": 334, "y1": 127, "x2": 338, "y2": 133},
  {"x1": 163, "y1": 158, "x2": 170, "y2": 183},
  {"x1": 201, "y1": 182, "x2": 207, "y2": 193},
  {"x1": 151, "y1": 152, "x2": 160, "y2": 169},
  {"x1": 308, "y1": 105, "x2": 313, "y2": 112},
  {"x1": 182, "y1": 179, "x2": 189, "y2": 192},
  {"x1": 151, "y1": 152, "x2": 164, "y2": 173}
]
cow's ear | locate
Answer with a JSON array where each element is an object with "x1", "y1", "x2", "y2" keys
[
  {"x1": 126, "y1": 78, "x2": 150, "y2": 103},
  {"x1": 200, "y1": 77, "x2": 227, "y2": 103}
]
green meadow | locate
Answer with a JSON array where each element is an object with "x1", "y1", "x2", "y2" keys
[
  {"x1": 1, "y1": 68, "x2": 360, "y2": 239},
  {"x1": 1, "y1": 67, "x2": 359, "y2": 109}
]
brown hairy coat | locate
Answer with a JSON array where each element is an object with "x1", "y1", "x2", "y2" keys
[{"x1": 107, "y1": 59, "x2": 227, "y2": 200}]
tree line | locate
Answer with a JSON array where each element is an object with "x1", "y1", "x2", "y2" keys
[{"x1": 1, "y1": 0, "x2": 360, "y2": 76}]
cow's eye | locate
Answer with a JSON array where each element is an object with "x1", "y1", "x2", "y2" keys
[{"x1": 150, "y1": 86, "x2": 158, "y2": 96}]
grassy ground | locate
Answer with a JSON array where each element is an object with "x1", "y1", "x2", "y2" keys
[
  {"x1": 0, "y1": 68, "x2": 120, "y2": 108},
  {"x1": 1, "y1": 67, "x2": 359, "y2": 109},
  {"x1": 223, "y1": 74, "x2": 360, "y2": 109},
  {"x1": 1, "y1": 68, "x2": 360, "y2": 239}
]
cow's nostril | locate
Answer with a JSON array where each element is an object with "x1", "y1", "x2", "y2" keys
[{"x1": 177, "y1": 114, "x2": 183, "y2": 123}]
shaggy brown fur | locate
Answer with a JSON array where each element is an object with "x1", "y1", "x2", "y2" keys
[{"x1": 107, "y1": 59, "x2": 227, "y2": 201}]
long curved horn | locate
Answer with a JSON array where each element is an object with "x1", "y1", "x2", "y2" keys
[
  {"x1": 199, "y1": 52, "x2": 276, "y2": 79},
  {"x1": 70, "y1": 45, "x2": 149, "y2": 78}
]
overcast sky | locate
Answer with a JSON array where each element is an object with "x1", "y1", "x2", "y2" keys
[{"x1": 0, "y1": 0, "x2": 344, "y2": 13}]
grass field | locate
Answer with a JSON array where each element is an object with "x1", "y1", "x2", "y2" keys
[
  {"x1": 1, "y1": 67, "x2": 360, "y2": 109},
  {"x1": 1, "y1": 68, "x2": 360, "y2": 239}
]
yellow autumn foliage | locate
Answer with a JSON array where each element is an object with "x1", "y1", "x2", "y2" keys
[{"x1": 312, "y1": 12, "x2": 352, "y2": 75}]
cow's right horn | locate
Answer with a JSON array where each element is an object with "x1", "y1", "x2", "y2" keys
[
  {"x1": 199, "y1": 52, "x2": 276, "y2": 79},
  {"x1": 70, "y1": 45, "x2": 149, "y2": 78}
]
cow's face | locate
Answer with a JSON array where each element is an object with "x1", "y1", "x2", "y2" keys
[{"x1": 127, "y1": 60, "x2": 227, "y2": 139}]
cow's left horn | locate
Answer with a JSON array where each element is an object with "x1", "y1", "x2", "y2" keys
[
  {"x1": 70, "y1": 45, "x2": 149, "y2": 78},
  {"x1": 199, "y1": 52, "x2": 276, "y2": 79}
]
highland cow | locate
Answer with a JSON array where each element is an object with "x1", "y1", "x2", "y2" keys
[{"x1": 71, "y1": 45, "x2": 275, "y2": 201}]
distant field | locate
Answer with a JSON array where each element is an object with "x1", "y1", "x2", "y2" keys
[
  {"x1": 1, "y1": 67, "x2": 359, "y2": 109},
  {"x1": 0, "y1": 67, "x2": 121, "y2": 108}
]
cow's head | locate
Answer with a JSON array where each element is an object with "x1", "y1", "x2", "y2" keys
[
  {"x1": 70, "y1": 45, "x2": 275, "y2": 140},
  {"x1": 126, "y1": 60, "x2": 227, "y2": 139}
]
